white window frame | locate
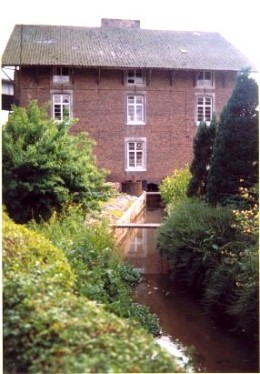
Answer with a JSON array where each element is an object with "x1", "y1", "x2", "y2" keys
[
  {"x1": 125, "y1": 137, "x2": 147, "y2": 171},
  {"x1": 126, "y1": 69, "x2": 145, "y2": 86},
  {"x1": 53, "y1": 67, "x2": 70, "y2": 84},
  {"x1": 196, "y1": 95, "x2": 214, "y2": 125},
  {"x1": 52, "y1": 93, "x2": 71, "y2": 122},
  {"x1": 196, "y1": 71, "x2": 214, "y2": 88},
  {"x1": 126, "y1": 94, "x2": 145, "y2": 125}
]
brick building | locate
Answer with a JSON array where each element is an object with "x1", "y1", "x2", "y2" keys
[{"x1": 1, "y1": 19, "x2": 255, "y2": 188}]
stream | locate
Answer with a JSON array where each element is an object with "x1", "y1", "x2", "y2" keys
[{"x1": 123, "y1": 203, "x2": 258, "y2": 373}]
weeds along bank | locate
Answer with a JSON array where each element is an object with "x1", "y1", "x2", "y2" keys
[
  {"x1": 157, "y1": 173, "x2": 259, "y2": 345},
  {"x1": 28, "y1": 203, "x2": 161, "y2": 334},
  {"x1": 3, "y1": 207, "x2": 184, "y2": 373}
]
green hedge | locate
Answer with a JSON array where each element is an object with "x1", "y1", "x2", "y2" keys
[
  {"x1": 3, "y1": 213, "x2": 183, "y2": 373},
  {"x1": 156, "y1": 200, "x2": 259, "y2": 339}
]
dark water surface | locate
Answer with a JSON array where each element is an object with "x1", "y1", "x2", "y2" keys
[{"x1": 123, "y1": 207, "x2": 258, "y2": 373}]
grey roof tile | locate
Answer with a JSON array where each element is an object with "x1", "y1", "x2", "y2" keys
[{"x1": 1, "y1": 24, "x2": 256, "y2": 71}]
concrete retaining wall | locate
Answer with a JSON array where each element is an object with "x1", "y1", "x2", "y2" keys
[{"x1": 113, "y1": 191, "x2": 146, "y2": 247}]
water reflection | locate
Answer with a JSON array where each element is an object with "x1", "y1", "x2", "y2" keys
[
  {"x1": 156, "y1": 335, "x2": 194, "y2": 372},
  {"x1": 123, "y1": 207, "x2": 258, "y2": 373}
]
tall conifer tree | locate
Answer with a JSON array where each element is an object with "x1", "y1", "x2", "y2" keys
[
  {"x1": 187, "y1": 115, "x2": 217, "y2": 197},
  {"x1": 206, "y1": 69, "x2": 258, "y2": 204}
]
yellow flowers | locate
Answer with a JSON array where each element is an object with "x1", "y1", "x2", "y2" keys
[{"x1": 232, "y1": 205, "x2": 259, "y2": 235}]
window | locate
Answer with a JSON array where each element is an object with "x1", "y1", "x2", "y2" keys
[
  {"x1": 53, "y1": 67, "x2": 70, "y2": 84},
  {"x1": 127, "y1": 95, "x2": 145, "y2": 124},
  {"x1": 125, "y1": 138, "x2": 146, "y2": 171},
  {"x1": 196, "y1": 96, "x2": 213, "y2": 125},
  {"x1": 196, "y1": 71, "x2": 214, "y2": 88},
  {"x1": 127, "y1": 69, "x2": 144, "y2": 85},
  {"x1": 53, "y1": 94, "x2": 71, "y2": 121}
]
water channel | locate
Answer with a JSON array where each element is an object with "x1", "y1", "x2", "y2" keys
[{"x1": 122, "y1": 197, "x2": 258, "y2": 373}]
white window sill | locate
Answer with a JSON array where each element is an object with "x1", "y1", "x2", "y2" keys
[
  {"x1": 196, "y1": 121, "x2": 211, "y2": 126},
  {"x1": 195, "y1": 85, "x2": 214, "y2": 89},
  {"x1": 53, "y1": 77, "x2": 70, "y2": 84},
  {"x1": 125, "y1": 168, "x2": 146, "y2": 172},
  {"x1": 126, "y1": 83, "x2": 145, "y2": 87},
  {"x1": 127, "y1": 122, "x2": 145, "y2": 126}
]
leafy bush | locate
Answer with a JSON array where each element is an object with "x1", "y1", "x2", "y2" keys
[
  {"x1": 156, "y1": 200, "x2": 235, "y2": 291},
  {"x1": 156, "y1": 200, "x2": 259, "y2": 338},
  {"x1": 3, "y1": 212, "x2": 74, "y2": 290},
  {"x1": 159, "y1": 165, "x2": 191, "y2": 213},
  {"x1": 202, "y1": 240, "x2": 259, "y2": 340},
  {"x1": 2, "y1": 101, "x2": 111, "y2": 223},
  {"x1": 3, "y1": 213, "x2": 183, "y2": 373},
  {"x1": 226, "y1": 242, "x2": 259, "y2": 336},
  {"x1": 29, "y1": 205, "x2": 160, "y2": 335}
]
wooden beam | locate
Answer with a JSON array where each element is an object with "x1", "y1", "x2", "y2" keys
[
  {"x1": 146, "y1": 69, "x2": 152, "y2": 86},
  {"x1": 193, "y1": 72, "x2": 197, "y2": 87},
  {"x1": 169, "y1": 70, "x2": 176, "y2": 86},
  {"x1": 121, "y1": 70, "x2": 125, "y2": 85},
  {"x1": 71, "y1": 68, "x2": 75, "y2": 84},
  {"x1": 34, "y1": 67, "x2": 39, "y2": 84},
  {"x1": 111, "y1": 223, "x2": 161, "y2": 228},
  {"x1": 97, "y1": 68, "x2": 101, "y2": 85},
  {"x1": 222, "y1": 71, "x2": 226, "y2": 88}
]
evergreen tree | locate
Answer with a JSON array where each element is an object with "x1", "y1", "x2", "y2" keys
[
  {"x1": 2, "y1": 101, "x2": 110, "y2": 223},
  {"x1": 206, "y1": 70, "x2": 259, "y2": 205},
  {"x1": 187, "y1": 116, "x2": 217, "y2": 197}
]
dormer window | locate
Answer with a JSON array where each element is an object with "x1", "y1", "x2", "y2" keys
[
  {"x1": 53, "y1": 67, "x2": 70, "y2": 84},
  {"x1": 196, "y1": 71, "x2": 214, "y2": 88},
  {"x1": 126, "y1": 69, "x2": 144, "y2": 85}
]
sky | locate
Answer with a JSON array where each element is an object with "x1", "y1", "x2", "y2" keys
[{"x1": 0, "y1": 0, "x2": 259, "y2": 70}]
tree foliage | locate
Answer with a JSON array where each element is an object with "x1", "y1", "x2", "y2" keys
[
  {"x1": 159, "y1": 165, "x2": 191, "y2": 213},
  {"x1": 206, "y1": 70, "x2": 259, "y2": 204},
  {"x1": 2, "y1": 101, "x2": 110, "y2": 223},
  {"x1": 187, "y1": 115, "x2": 217, "y2": 198}
]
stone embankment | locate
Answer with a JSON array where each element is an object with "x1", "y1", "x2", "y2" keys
[{"x1": 85, "y1": 192, "x2": 146, "y2": 247}]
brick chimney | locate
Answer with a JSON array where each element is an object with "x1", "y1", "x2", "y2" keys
[{"x1": 101, "y1": 18, "x2": 140, "y2": 29}]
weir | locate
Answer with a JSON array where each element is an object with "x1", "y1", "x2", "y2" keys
[
  {"x1": 111, "y1": 191, "x2": 162, "y2": 247},
  {"x1": 111, "y1": 223, "x2": 161, "y2": 228}
]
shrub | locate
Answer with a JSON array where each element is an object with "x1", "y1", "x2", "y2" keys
[
  {"x1": 29, "y1": 206, "x2": 160, "y2": 335},
  {"x1": 3, "y1": 213, "x2": 183, "y2": 373},
  {"x1": 156, "y1": 200, "x2": 235, "y2": 291},
  {"x1": 202, "y1": 240, "x2": 259, "y2": 339},
  {"x1": 226, "y1": 242, "x2": 259, "y2": 337},
  {"x1": 159, "y1": 165, "x2": 191, "y2": 213},
  {"x1": 2, "y1": 101, "x2": 111, "y2": 223},
  {"x1": 156, "y1": 200, "x2": 259, "y2": 339},
  {"x1": 3, "y1": 212, "x2": 74, "y2": 290}
]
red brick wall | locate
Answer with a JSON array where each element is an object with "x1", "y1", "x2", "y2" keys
[{"x1": 16, "y1": 67, "x2": 237, "y2": 184}]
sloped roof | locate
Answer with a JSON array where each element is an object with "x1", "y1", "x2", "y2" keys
[{"x1": 1, "y1": 24, "x2": 255, "y2": 71}]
